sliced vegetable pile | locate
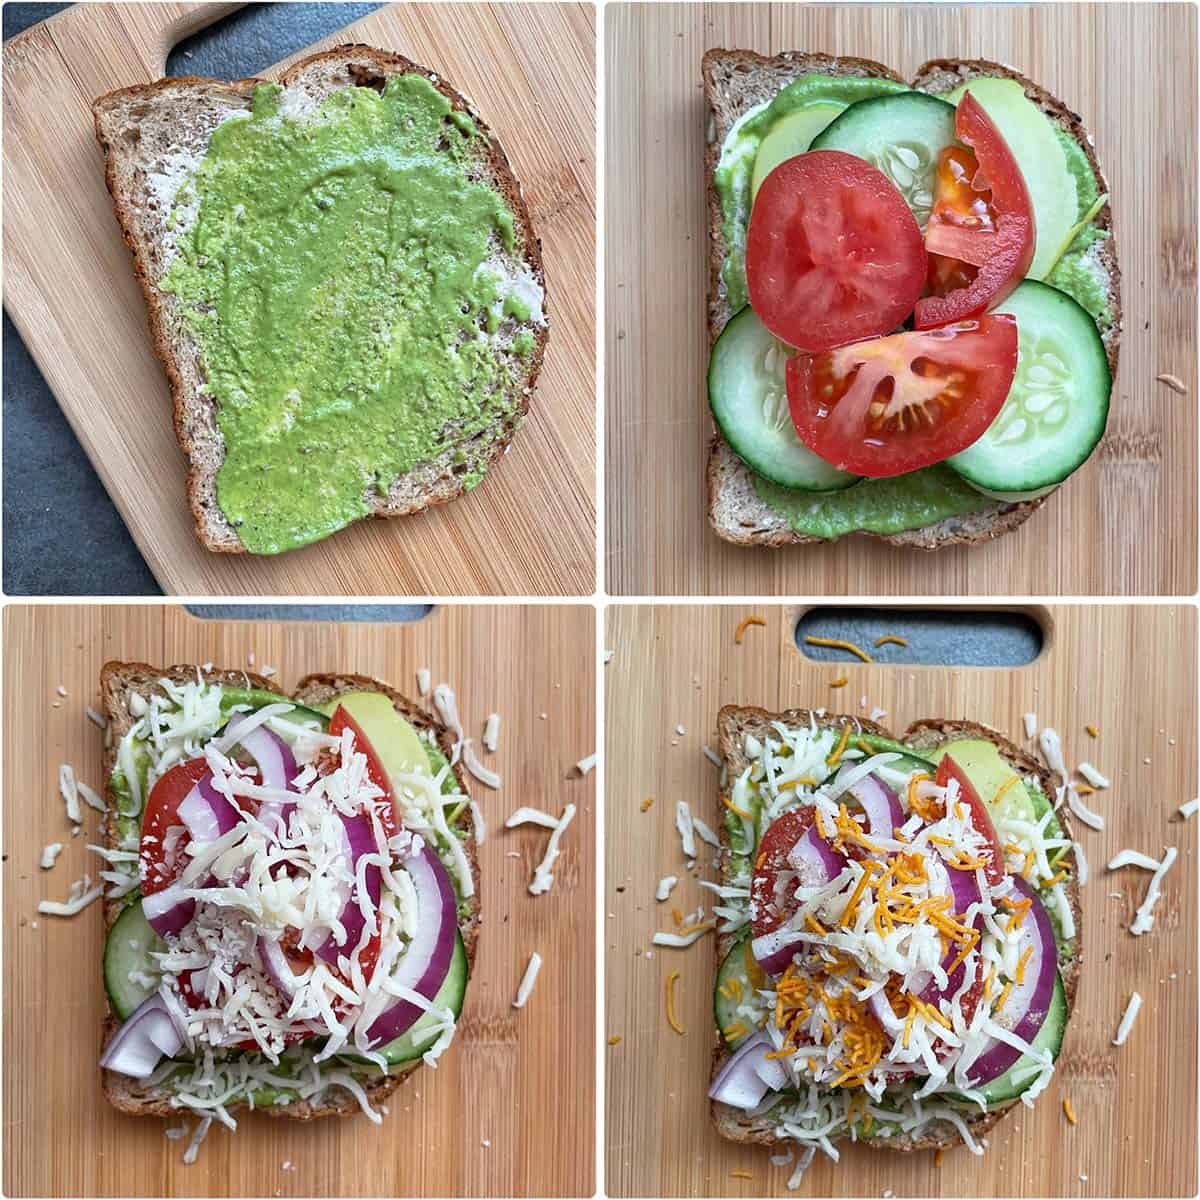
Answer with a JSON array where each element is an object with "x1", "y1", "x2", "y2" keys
[
  {"x1": 709, "y1": 722, "x2": 1075, "y2": 1161},
  {"x1": 711, "y1": 79, "x2": 1112, "y2": 508},
  {"x1": 99, "y1": 678, "x2": 471, "y2": 1123}
]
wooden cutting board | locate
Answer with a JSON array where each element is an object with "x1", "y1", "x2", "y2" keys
[
  {"x1": 604, "y1": 604, "x2": 1197, "y2": 1197},
  {"x1": 2, "y1": 3, "x2": 595, "y2": 596},
  {"x1": 605, "y1": 2, "x2": 1198, "y2": 597},
  {"x1": 2, "y1": 604, "x2": 595, "y2": 1198}
]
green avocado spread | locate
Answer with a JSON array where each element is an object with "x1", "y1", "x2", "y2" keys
[
  {"x1": 719, "y1": 76, "x2": 1110, "y2": 538},
  {"x1": 162, "y1": 77, "x2": 532, "y2": 554}
]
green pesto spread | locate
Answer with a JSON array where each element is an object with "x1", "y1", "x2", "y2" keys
[
  {"x1": 162, "y1": 76, "x2": 528, "y2": 555},
  {"x1": 713, "y1": 75, "x2": 908, "y2": 312},
  {"x1": 754, "y1": 465, "x2": 990, "y2": 540},
  {"x1": 723, "y1": 81, "x2": 1111, "y2": 537}
]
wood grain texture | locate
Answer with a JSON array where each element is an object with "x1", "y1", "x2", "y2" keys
[
  {"x1": 2, "y1": 604, "x2": 595, "y2": 1197},
  {"x1": 2, "y1": 3, "x2": 595, "y2": 596},
  {"x1": 605, "y1": 3, "x2": 1197, "y2": 596},
  {"x1": 605, "y1": 604, "x2": 1197, "y2": 1196}
]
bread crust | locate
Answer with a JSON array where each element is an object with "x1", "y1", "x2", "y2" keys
[
  {"x1": 97, "y1": 661, "x2": 477, "y2": 1121},
  {"x1": 703, "y1": 50, "x2": 1119, "y2": 550},
  {"x1": 708, "y1": 706, "x2": 1081, "y2": 1154},
  {"x1": 92, "y1": 45, "x2": 548, "y2": 554}
]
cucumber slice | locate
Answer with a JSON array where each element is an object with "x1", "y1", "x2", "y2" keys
[
  {"x1": 853, "y1": 733, "x2": 935, "y2": 778},
  {"x1": 219, "y1": 687, "x2": 329, "y2": 731},
  {"x1": 750, "y1": 103, "x2": 843, "y2": 197},
  {"x1": 359, "y1": 929, "x2": 469, "y2": 1066},
  {"x1": 810, "y1": 92, "x2": 956, "y2": 227},
  {"x1": 974, "y1": 971, "x2": 1067, "y2": 1109},
  {"x1": 104, "y1": 898, "x2": 164, "y2": 1019},
  {"x1": 713, "y1": 932, "x2": 764, "y2": 1047},
  {"x1": 709, "y1": 307, "x2": 859, "y2": 492},
  {"x1": 948, "y1": 281, "x2": 1111, "y2": 495}
]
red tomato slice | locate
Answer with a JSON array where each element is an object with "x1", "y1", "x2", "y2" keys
[
  {"x1": 746, "y1": 150, "x2": 927, "y2": 354},
  {"x1": 140, "y1": 758, "x2": 211, "y2": 894},
  {"x1": 936, "y1": 756, "x2": 1006, "y2": 886},
  {"x1": 751, "y1": 808, "x2": 817, "y2": 939},
  {"x1": 785, "y1": 314, "x2": 1018, "y2": 477},
  {"x1": 328, "y1": 705, "x2": 401, "y2": 841},
  {"x1": 915, "y1": 93, "x2": 1035, "y2": 329}
]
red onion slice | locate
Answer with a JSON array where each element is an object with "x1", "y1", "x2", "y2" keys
[
  {"x1": 99, "y1": 994, "x2": 183, "y2": 1078},
  {"x1": 182, "y1": 776, "x2": 240, "y2": 844},
  {"x1": 225, "y1": 713, "x2": 299, "y2": 836},
  {"x1": 709, "y1": 1032, "x2": 780, "y2": 1110},
  {"x1": 917, "y1": 866, "x2": 983, "y2": 1005},
  {"x1": 141, "y1": 883, "x2": 195, "y2": 939},
  {"x1": 315, "y1": 813, "x2": 382, "y2": 969},
  {"x1": 257, "y1": 935, "x2": 303, "y2": 1001},
  {"x1": 841, "y1": 769, "x2": 904, "y2": 839},
  {"x1": 964, "y1": 876, "x2": 1057, "y2": 1085},
  {"x1": 364, "y1": 845, "x2": 458, "y2": 1048},
  {"x1": 754, "y1": 824, "x2": 844, "y2": 977}
]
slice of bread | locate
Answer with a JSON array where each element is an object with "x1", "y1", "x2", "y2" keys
[
  {"x1": 709, "y1": 706, "x2": 1081, "y2": 1153},
  {"x1": 93, "y1": 46, "x2": 548, "y2": 554},
  {"x1": 704, "y1": 50, "x2": 1120, "y2": 549},
  {"x1": 98, "y1": 661, "x2": 477, "y2": 1121}
]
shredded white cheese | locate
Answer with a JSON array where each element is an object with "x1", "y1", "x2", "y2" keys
[
  {"x1": 504, "y1": 806, "x2": 560, "y2": 830},
  {"x1": 1107, "y1": 849, "x2": 1162, "y2": 872},
  {"x1": 1077, "y1": 761, "x2": 1111, "y2": 789},
  {"x1": 1130, "y1": 847, "x2": 1177, "y2": 935},
  {"x1": 1112, "y1": 992, "x2": 1143, "y2": 1046},
  {"x1": 86, "y1": 706, "x2": 107, "y2": 730},
  {"x1": 59, "y1": 764, "x2": 82, "y2": 824},
  {"x1": 468, "y1": 800, "x2": 488, "y2": 847},
  {"x1": 656, "y1": 876, "x2": 678, "y2": 901},
  {"x1": 38, "y1": 882, "x2": 103, "y2": 916},
  {"x1": 575, "y1": 753, "x2": 597, "y2": 776},
  {"x1": 529, "y1": 805, "x2": 576, "y2": 896},
  {"x1": 462, "y1": 740, "x2": 501, "y2": 790},
  {"x1": 692, "y1": 816, "x2": 721, "y2": 849},
  {"x1": 39, "y1": 843, "x2": 63, "y2": 870},
  {"x1": 512, "y1": 952, "x2": 543, "y2": 1008},
  {"x1": 703, "y1": 745, "x2": 723, "y2": 768},
  {"x1": 1178, "y1": 799, "x2": 1199, "y2": 819},
  {"x1": 416, "y1": 668, "x2": 431, "y2": 697},
  {"x1": 675, "y1": 800, "x2": 697, "y2": 859},
  {"x1": 482, "y1": 713, "x2": 500, "y2": 753},
  {"x1": 1066, "y1": 786, "x2": 1105, "y2": 831},
  {"x1": 1023, "y1": 712, "x2": 1038, "y2": 739},
  {"x1": 651, "y1": 926, "x2": 710, "y2": 948}
]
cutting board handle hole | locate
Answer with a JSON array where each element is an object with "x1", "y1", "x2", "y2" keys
[
  {"x1": 186, "y1": 604, "x2": 435, "y2": 624},
  {"x1": 794, "y1": 607, "x2": 1046, "y2": 669}
]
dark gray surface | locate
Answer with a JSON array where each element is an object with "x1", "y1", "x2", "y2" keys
[
  {"x1": 2, "y1": 3, "x2": 382, "y2": 596},
  {"x1": 795, "y1": 607, "x2": 1045, "y2": 667},
  {"x1": 187, "y1": 604, "x2": 432, "y2": 623}
]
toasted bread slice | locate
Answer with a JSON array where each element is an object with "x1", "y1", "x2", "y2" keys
[
  {"x1": 703, "y1": 51, "x2": 1120, "y2": 549},
  {"x1": 98, "y1": 661, "x2": 477, "y2": 1121},
  {"x1": 93, "y1": 45, "x2": 548, "y2": 554},
  {"x1": 709, "y1": 706, "x2": 1080, "y2": 1153}
]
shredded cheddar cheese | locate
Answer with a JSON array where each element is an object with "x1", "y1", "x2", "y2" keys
[
  {"x1": 723, "y1": 795, "x2": 752, "y2": 820},
  {"x1": 664, "y1": 972, "x2": 684, "y2": 1036},
  {"x1": 830, "y1": 676, "x2": 849, "y2": 689},
  {"x1": 608, "y1": 1035, "x2": 622, "y2": 1046},
  {"x1": 1085, "y1": 724, "x2": 1099, "y2": 739},
  {"x1": 873, "y1": 635, "x2": 908, "y2": 649},
  {"x1": 827, "y1": 724, "x2": 853, "y2": 766},
  {"x1": 640, "y1": 796, "x2": 654, "y2": 812},
  {"x1": 804, "y1": 635, "x2": 873, "y2": 663},
  {"x1": 735, "y1": 616, "x2": 766, "y2": 645},
  {"x1": 1063, "y1": 1097, "x2": 1078, "y2": 1125}
]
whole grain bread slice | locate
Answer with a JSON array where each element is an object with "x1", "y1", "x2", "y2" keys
[
  {"x1": 704, "y1": 51, "x2": 1120, "y2": 549},
  {"x1": 98, "y1": 661, "x2": 477, "y2": 1121},
  {"x1": 709, "y1": 706, "x2": 1080, "y2": 1153},
  {"x1": 93, "y1": 45, "x2": 548, "y2": 554}
]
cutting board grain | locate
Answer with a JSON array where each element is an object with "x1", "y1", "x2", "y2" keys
[
  {"x1": 2, "y1": 604, "x2": 595, "y2": 1198},
  {"x1": 3, "y1": 3, "x2": 595, "y2": 596},
  {"x1": 605, "y1": 2, "x2": 1197, "y2": 597},
  {"x1": 604, "y1": 604, "x2": 1197, "y2": 1196}
]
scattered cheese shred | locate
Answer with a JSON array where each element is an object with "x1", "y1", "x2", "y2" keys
[
  {"x1": 804, "y1": 635, "x2": 872, "y2": 663},
  {"x1": 1112, "y1": 991, "x2": 1143, "y2": 1045},
  {"x1": 529, "y1": 805, "x2": 577, "y2": 896},
  {"x1": 1178, "y1": 799, "x2": 1199, "y2": 820},
  {"x1": 462, "y1": 740, "x2": 501, "y2": 790},
  {"x1": 652, "y1": 924, "x2": 713, "y2": 948},
  {"x1": 39, "y1": 843, "x2": 63, "y2": 870},
  {"x1": 1085, "y1": 724, "x2": 1099, "y2": 738},
  {"x1": 730, "y1": 1169, "x2": 753, "y2": 1180},
  {"x1": 505, "y1": 806, "x2": 560, "y2": 830},
  {"x1": 59, "y1": 764, "x2": 82, "y2": 825},
  {"x1": 512, "y1": 952, "x2": 543, "y2": 1009},
  {"x1": 676, "y1": 801, "x2": 698, "y2": 858},
  {"x1": 735, "y1": 616, "x2": 766, "y2": 644},
  {"x1": 1107, "y1": 849, "x2": 1161, "y2": 872},
  {"x1": 1130, "y1": 847, "x2": 1177, "y2": 935},
  {"x1": 664, "y1": 971, "x2": 684, "y2": 1035},
  {"x1": 575, "y1": 753, "x2": 597, "y2": 776},
  {"x1": 608, "y1": 1036, "x2": 622, "y2": 1046},
  {"x1": 482, "y1": 713, "x2": 501, "y2": 753},
  {"x1": 1023, "y1": 712, "x2": 1037, "y2": 739},
  {"x1": 1077, "y1": 762, "x2": 1111, "y2": 789},
  {"x1": 38, "y1": 883, "x2": 103, "y2": 917},
  {"x1": 1062, "y1": 1097, "x2": 1078, "y2": 1126},
  {"x1": 641, "y1": 796, "x2": 655, "y2": 812},
  {"x1": 873, "y1": 635, "x2": 908, "y2": 649},
  {"x1": 656, "y1": 876, "x2": 678, "y2": 902}
]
